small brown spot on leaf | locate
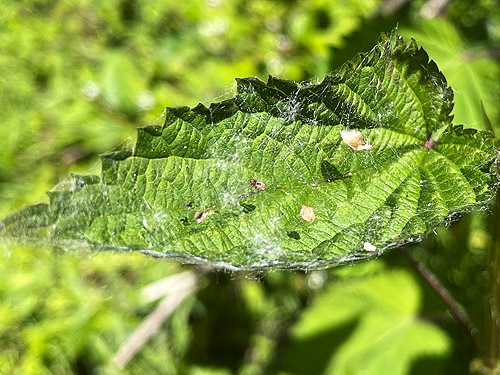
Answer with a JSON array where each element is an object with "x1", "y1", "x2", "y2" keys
[
  {"x1": 249, "y1": 179, "x2": 266, "y2": 191},
  {"x1": 340, "y1": 130, "x2": 373, "y2": 151},
  {"x1": 300, "y1": 205, "x2": 315, "y2": 222}
]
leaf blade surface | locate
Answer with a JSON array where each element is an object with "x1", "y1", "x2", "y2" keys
[{"x1": 1, "y1": 35, "x2": 498, "y2": 270}]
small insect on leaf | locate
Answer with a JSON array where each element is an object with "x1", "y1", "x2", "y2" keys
[
  {"x1": 340, "y1": 130, "x2": 373, "y2": 151},
  {"x1": 363, "y1": 241, "x2": 377, "y2": 252},
  {"x1": 249, "y1": 179, "x2": 266, "y2": 191},
  {"x1": 300, "y1": 205, "x2": 315, "y2": 222}
]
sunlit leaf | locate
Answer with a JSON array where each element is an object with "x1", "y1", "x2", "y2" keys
[
  {"x1": 1, "y1": 35, "x2": 498, "y2": 270},
  {"x1": 277, "y1": 268, "x2": 450, "y2": 375},
  {"x1": 400, "y1": 19, "x2": 500, "y2": 131}
]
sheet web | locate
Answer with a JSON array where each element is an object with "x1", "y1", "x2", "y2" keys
[{"x1": 1, "y1": 35, "x2": 498, "y2": 271}]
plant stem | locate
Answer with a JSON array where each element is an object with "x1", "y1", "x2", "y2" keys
[
  {"x1": 485, "y1": 191, "x2": 500, "y2": 370},
  {"x1": 401, "y1": 249, "x2": 479, "y2": 353}
]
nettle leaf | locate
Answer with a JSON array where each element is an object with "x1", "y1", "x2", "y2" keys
[
  {"x1": 1, "y1": 35, "x2": 499, "y2": 270},
  {"x1": 278, "y1": 268, "x2": 451, "y2": 375},
  {"x1": 400, "y1": 19, "x2": 500, "y2": 131}
]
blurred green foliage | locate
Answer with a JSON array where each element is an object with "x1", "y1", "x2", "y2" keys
[
  {"x1": 0, "y1": 0, "x2": 499, "y2": 374},
  {"x1": 279, "y1": 266, "x2": 451, "y2": 375}
]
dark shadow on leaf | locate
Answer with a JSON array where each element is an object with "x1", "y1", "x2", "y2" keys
[
  {"x1": 240, "y1": 203, "x2": 256, "y2": 213},
  {"x1": 408, "y1": 355, "x2": 449, "y2": 375},
  {"x1": 278, "y1": 318, "x2": 360, "y2": 375},
  {"x1": 320, "y1": 160, "x2": 342, "y2": 182}
]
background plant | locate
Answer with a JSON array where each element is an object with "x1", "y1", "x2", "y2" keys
[{"x1": 0, "y1": 1, "x2": 499, "y2": 374}]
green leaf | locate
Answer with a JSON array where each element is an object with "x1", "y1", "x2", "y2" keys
[
  {"x1": 1, "y1": 35, "x2": 499, "y2": 270},
  {"x1": 101, "y1": 53, "x2": 143, "y2": 114},
  {"x1": 400, "y1": 19, "x2": 500, "y2": 131},
  {"x1": 276, "y1": 267, "x2": 451, "y2": 375}
]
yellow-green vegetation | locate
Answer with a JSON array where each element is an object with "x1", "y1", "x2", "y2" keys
[{"x1": 1, "y1": 0, "x2": 499, "y2": 374}]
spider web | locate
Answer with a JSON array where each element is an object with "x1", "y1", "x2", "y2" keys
[{"x1": 1, "y1": 34, "x2": 499, "y2": 271}]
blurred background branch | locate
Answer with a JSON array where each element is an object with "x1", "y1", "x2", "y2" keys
[{"x1": 112, "y1": 271, "x2": 197, "y2": 369}]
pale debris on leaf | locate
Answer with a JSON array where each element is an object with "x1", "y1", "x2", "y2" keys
[
  {"x1": 340, "y1": 130, "x2": 373, "y2": 150},
  {"x1": 195, "y1": 210, "x2": 215, "y2": 223},
  {"x1": 249, "y1": 179, "x2": 266, "y2": 191},
  {"x1": 300, "y1": 205, "x2": 315, "y2": 222},
  {"x1": 363, "y1": 241, "x2": 377, "y2": 252}
]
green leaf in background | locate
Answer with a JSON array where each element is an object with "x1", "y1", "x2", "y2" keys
[
  {"x1": 0, "y1": 244, "x2": 188, "y2": 375},
  {"x1": 101, "y1": 53, "x2": 146, "y2": 114},
  {"x1": 1, "y1": 35, "x2": 498, "y2": 270},
  {"x1": 277, "y1": 267, "x2": 450, "y2": 375},
  {"x1": 400, "y1": 19, "x2": 500, "y2": 131}
]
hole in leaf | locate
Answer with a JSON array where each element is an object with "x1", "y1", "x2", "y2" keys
[
  {"x1": 287, "y1": 231, "x2": 301, "y2": 240},
  {"x1": 240, "y1": 203, "x2": 256, "y2": 213}
]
